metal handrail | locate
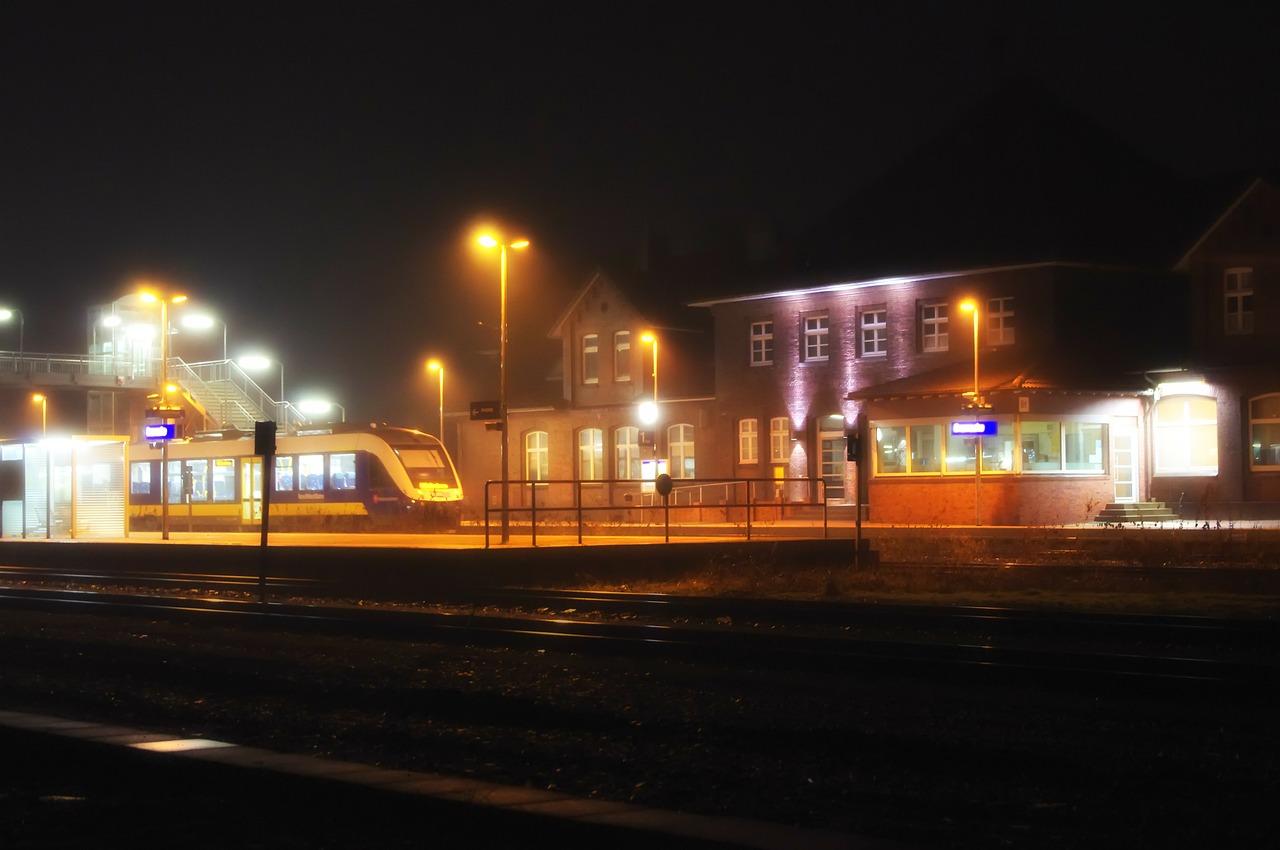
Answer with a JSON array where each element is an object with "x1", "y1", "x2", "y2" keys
[{"x1": 482, "y1": 476, "x2": 830, "y2": 547}]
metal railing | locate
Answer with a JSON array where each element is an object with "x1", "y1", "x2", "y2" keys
[
  {"x1": 181, "y1": 359, "x2": 305, "y2": 433},
  {"x1": 482, "y1": 477, "x2": 832, "y2": 547}
]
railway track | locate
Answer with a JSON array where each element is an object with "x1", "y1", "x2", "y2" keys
[{"x1": 2, "y1": 564, "x2": 1277, "y2": 694}]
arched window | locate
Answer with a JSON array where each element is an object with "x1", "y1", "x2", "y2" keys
[
  {"x1": 1154, "y1": 395, "x2": 1218, "y2": 475},
  {"x1": 668, "y1": 423, "x2": 695, "y2": 478},
  {"x1": 524, "y1": 431, "x2": 549, "y2": 481},
  {"x1": 615, "y1": 426, "x2": 640, "y2": 479},
  {"x1": 578, "y1": 428, "x2": 603, "y2": 480},
  {"x1": 1250, "y1": 393, "x2": 1280, "y2": 470}
]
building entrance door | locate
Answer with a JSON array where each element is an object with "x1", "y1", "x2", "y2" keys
[
  {"x1": 818, "y1": 416, "x2": 846, "y2": 501},
  {"x1": 1112, "y1": 428, "x2": 1137, "y2": 503}
]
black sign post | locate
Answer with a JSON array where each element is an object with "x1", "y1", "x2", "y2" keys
[
  {"x1": 655, "y1": 473, "x2": 673, "y2": 543},
  {"x1": 254, "y1": 421, "x2": 277, "y2": 604}
]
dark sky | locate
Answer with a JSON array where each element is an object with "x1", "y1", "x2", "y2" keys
[{"x1": 2, "y1": 1, "x2": 1277, "y2": 426}]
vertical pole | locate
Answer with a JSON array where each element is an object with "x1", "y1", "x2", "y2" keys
[
  {"x1": 438, "y1": 365, "x2": 445, "y2": 442},
  {"x1": 500, "y1": 244, "x2": 510, "y2": 544},
  {"x1": 160, "y1": 299, "x2": 170, "y2": 540}
]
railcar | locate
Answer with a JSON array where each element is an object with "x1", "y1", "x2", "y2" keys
[{"x1": 127, "y1": 425, "x2": 462, "y2": 532}]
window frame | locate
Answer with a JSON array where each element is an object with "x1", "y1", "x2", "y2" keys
[
  {"x1": 668, "y1": 423, "x2": 695, "y2": 479},
  {"x1": 860, "y1": 307, "x2": 887, "y2": 357},
  {"x1": 920, "y1": 301, "x2": 949, "y2": 352},
  {"x1": 525, "y1": 430, "x2": 550, "y2": 481},
  {"x1": 613, "y1": 331, "x2": 631, "y2": 382},
  {"x1": 581, "y1": 333, "x2": 599, "y2": 384},
  {"x1": 615, "y1": 426, "x2": 641, "y2": 480},
  {"x1": 803, "y1": 313, "x2": 829, "y2": 362},
  {"x1": 1249, "y1": 393, "x2": 1280, "y2": 471},
  {"x1": 738, "y1": 418, "x2": 759, "y2": 464},
  {"x1": 769, "y1": 417, "x2": 790, "y2": 462},
  {"x1": 750, "y1": 320, "x2": 774, "y2": 366},
  {"x1": 987, "y1": 296, "x2": 1015, "y2": 346},
  {"x1": 1224, "y1": 268, "x2": 1254, "y2": 335}
]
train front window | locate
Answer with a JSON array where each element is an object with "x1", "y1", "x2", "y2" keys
[{"x1": 395, "y1": 448, "x2": 454, "y2": 487}]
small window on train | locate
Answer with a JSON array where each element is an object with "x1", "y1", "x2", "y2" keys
[
  {"x1": 185, "y1": 459, "x2": 209, "y2": 502},
  {"x1": 330, "y1": 453, "x2": 356, "y2": 490},
  {"x1": 299, "y1": 454, "x2": 325, "y2": 491},
  {"x1": 212, "y1": 458, "x2": 236, "y2": 502},
  {"x1": 275, "y1": 456, "x2": 295, "y2": 492},
  {"x1": 130, "y1": 461, "x2": 152, "y2": 496}
]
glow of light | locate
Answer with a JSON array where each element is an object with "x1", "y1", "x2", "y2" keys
[
  {"x1": 101, "y1": 315, "x2": 122, "y2": 327},
  {"x1": 131, "y1": 739, "x2": 235, "y2": 753},
  {"x1": 427, "y1": 360, "x2": 441, "y2": 373},
  {"x1": 182, "y1": 314, "x2": 215, "y2": 330},
  {"x1": 239, "y1": 354, "x2": 272, "y2": 371},
  {"x1": 638, "y1": 400, "x2": 658, "y2": 425},
  {"x1": 478, "y1": 234, "x2": 498, "y2": 248}
]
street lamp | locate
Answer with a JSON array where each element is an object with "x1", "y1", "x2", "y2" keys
[
  {"x1": 239, "y1": 354, "x2": 286, "y2": 424},
  {"x1": 959, "y1": 300, "x2": 989, "y2": 526},
  {"x1": 0, "y1": 307, "x2": 24, "y2": 354},
  {"x1": 297, "y1": 399, "x2": 345, "y2": 423},
  {"x1": 638, "y1": 331, "x2": 660, "y2": 435},
  {"x1": 427, "y1": 359, "x2": 444, "y2": 440},
  {"x1": 478, "y1": 233, "x2": 530, "y2": 544},
  {"x1": 140, "y1": 289, "x2": 187, "y2": 541},
  {"x1": 31, "y1": 393, "x2": 47, "y2": 437}
]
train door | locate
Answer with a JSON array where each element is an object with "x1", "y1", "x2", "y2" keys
[{"x1": 241, "y1": 457, "x2": 262, "y2": 523}]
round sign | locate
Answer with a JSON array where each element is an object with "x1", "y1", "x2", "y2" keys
[{"x1": 655, "y1": 473, "x2": 673, "y2": 497}]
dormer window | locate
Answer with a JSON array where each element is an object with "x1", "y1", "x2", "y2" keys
[{"x1": 1225, "y1": 268, "x2": 1254, "y2": 334}]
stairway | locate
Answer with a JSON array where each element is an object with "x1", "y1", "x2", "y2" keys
[{"x1": 1092, "y1": 501, "x2": 1179, "y2": 524}]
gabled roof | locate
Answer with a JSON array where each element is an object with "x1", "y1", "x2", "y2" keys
[
  {"x1": 1173, "y1": 177, "x2": 1271, "y2": 271},
  {"x1": 848, "y1": 347, "x2": 1155, "y2": 403}
]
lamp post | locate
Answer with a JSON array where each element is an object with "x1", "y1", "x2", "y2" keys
[
  {"x1": 240, "y1": 355, "x2": 286, "y2": 425},
  {"x1": 478, "y1": 234, "x2": 530, "y2": 544},
  {"x1": 31, "y1": 393, "x2": 47, "y2": 437},
  {"x1": 427, "y1": 359, "x2": 444, "y2": 441},
  {"x1": 141, "y1": 290, "x2": 187, "y2": 541},
  {"x1": 960, "y1": 300, "x2": 987, "y2": 527},
  {"x1": 638, "y1": 332, "x2": 660, "y2": 464},
  {"x1": 0, "y1": 307, "x2": 23, "y2": 355}
]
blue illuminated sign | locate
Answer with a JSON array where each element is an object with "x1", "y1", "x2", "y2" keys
[
  {"x1": 144, "y1": 423, "x2": 177, "y2": 441},
  {"x1": 950, "y1": 420, "x2": 997, "y2": 437}
]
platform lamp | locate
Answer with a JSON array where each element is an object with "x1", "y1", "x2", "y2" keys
[
  {"x1": 31, "y1": 393, "x2": 47, "y2": 437},
  {"x1": 427, "y1": 359, "x2": 444, "y2": 441},
  {"x1": 0, "y1": 307, "x2": 23, "y2": 355},
  {"x1": 140, "y1": 289, "x2": 187, "y2": 541},
  {"x1": 477, "y1": 233, "x2": 530, "y2": 544}
]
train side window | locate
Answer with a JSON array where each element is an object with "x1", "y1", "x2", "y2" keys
[
  {"x1": 330, "y1": 452, "x2": 356, "y2": 490},
  {"x1": 130, "y1": 461, "x2": 152, "y2": 496},
  {"x1": 212, "y1": 458, "x2": 236, "y2": 502},
  {"x1": 299, "y1": 454, "x2": 325, "y2": 491},
  {"x1": 275, "y1": 456, "x2": 295, "y2": 492},
  {"x1": 186, "y1": 459, "x2": 209, "y2": 501}
]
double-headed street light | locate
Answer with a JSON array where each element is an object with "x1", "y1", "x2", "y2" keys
[
  {"x1": 140, "y1": 289, "x2": 187, "y2": 541},
  {"x1": 427, "y1": 359, "x2": 445, "y2": 441},
  {"x1": 0, "y1": 307, "x2": 23, "y2": 354},
  {"x1": 478, "y1": 233, "x2": 530, "y2": 544}
]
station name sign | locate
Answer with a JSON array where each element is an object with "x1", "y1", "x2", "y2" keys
[
  {"x1": 143, "y1": 423, "x2": 177, "y2": 441},
  {"x1": 950, "y1": 420, "x2": 997, "y2": 437}
]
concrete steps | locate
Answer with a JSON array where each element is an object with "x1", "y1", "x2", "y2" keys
[{"x1": 1092, "y1": 501, "x2": 1179, "y2": 524}]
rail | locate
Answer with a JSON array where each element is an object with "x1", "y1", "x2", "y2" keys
[
  {"x1": 182, "y1": 359, "x2": 306, "y2": 433},
  {"x1": 481, "y1": 476, "x2": 832, "y2": 547}
]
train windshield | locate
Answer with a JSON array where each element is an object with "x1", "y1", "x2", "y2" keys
[{"x1": 394, "y1": 448, "x2": 455, "y2": 487}]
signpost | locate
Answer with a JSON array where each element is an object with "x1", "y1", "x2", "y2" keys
[
  {"x1": 254, "y1": 421, "x2": 276, "y2": 603},
  {"x1": 952, "y1": 420, "x2": 996, "y2": 526}
]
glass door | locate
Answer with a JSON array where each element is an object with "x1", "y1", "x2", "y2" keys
[{"x1": 241, "y1": 457, "x2": 262, "y2": 522}]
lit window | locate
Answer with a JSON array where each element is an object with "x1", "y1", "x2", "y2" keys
[
  {"x1": 582, "y1": 334, "x2": 599, "y2": 384},
  {"x1": 525, "y1": 431, "x2": 549, "y2": 481},
  {"x1": 1249, "y1": 393, "x2": 1280, "y2": 470},
  {"x1": 1225, "y1": 268, "x2": 1254, "y2": 334},
  {"x1": 803, "y1": 314, "x2": 829, "y2": 361},
  {"x1": 738, "y1": 419, "x2": 758, "y2": 464},
  {"x1": 613, "y1": 331, "x2": 631, "y2": 381},
  {"x1": 130, "y1": 461, "x2": 152, "y2": 495},
  {"x1": 211, "y1": 459, "x2": 236, "y2": 502},
  {"x1": 298, "y1": 454, "x2": 325, "y2": 491},
  {"x1": 578, "y1": 428, "x2": 603, "y2": 480},
  {"x1": 668, "y1": 423, "x2": 695, "y2": 478},
  {"x1": 330, "y1": 453, "x2": 356, "y2": 490},
  {"x1": 615, "y1": 426, "x2": 640, "y2": 479},
  {"x1": 1154, "y1": 395, "x2": 1218, "y2": 475},
  {"x1": 860, "y1": 308, "x2": 887, "y2": 357},
  {"x1": 921, "y1": 302, "x2": 948, "y2": 352},
  {"x1": 274, "y1": 456, "x2": 295, "y2": 491},
  {"x1": 987, "y1": 297, "x2": 1015, "y2": 345},
  {"x1": 1019, "y1": 422, "x2": 1105, "y2": 473},
  {"x1": 769, "y1": 417, "x2": 790, "y2": 462},
  {"x1": 750, "y1": 321, "x2": 774, "y2": 365}
]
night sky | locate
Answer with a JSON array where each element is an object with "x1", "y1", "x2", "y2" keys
[{"x1": 2, "y1": 1, "x2": 1277, "y2": 427}]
